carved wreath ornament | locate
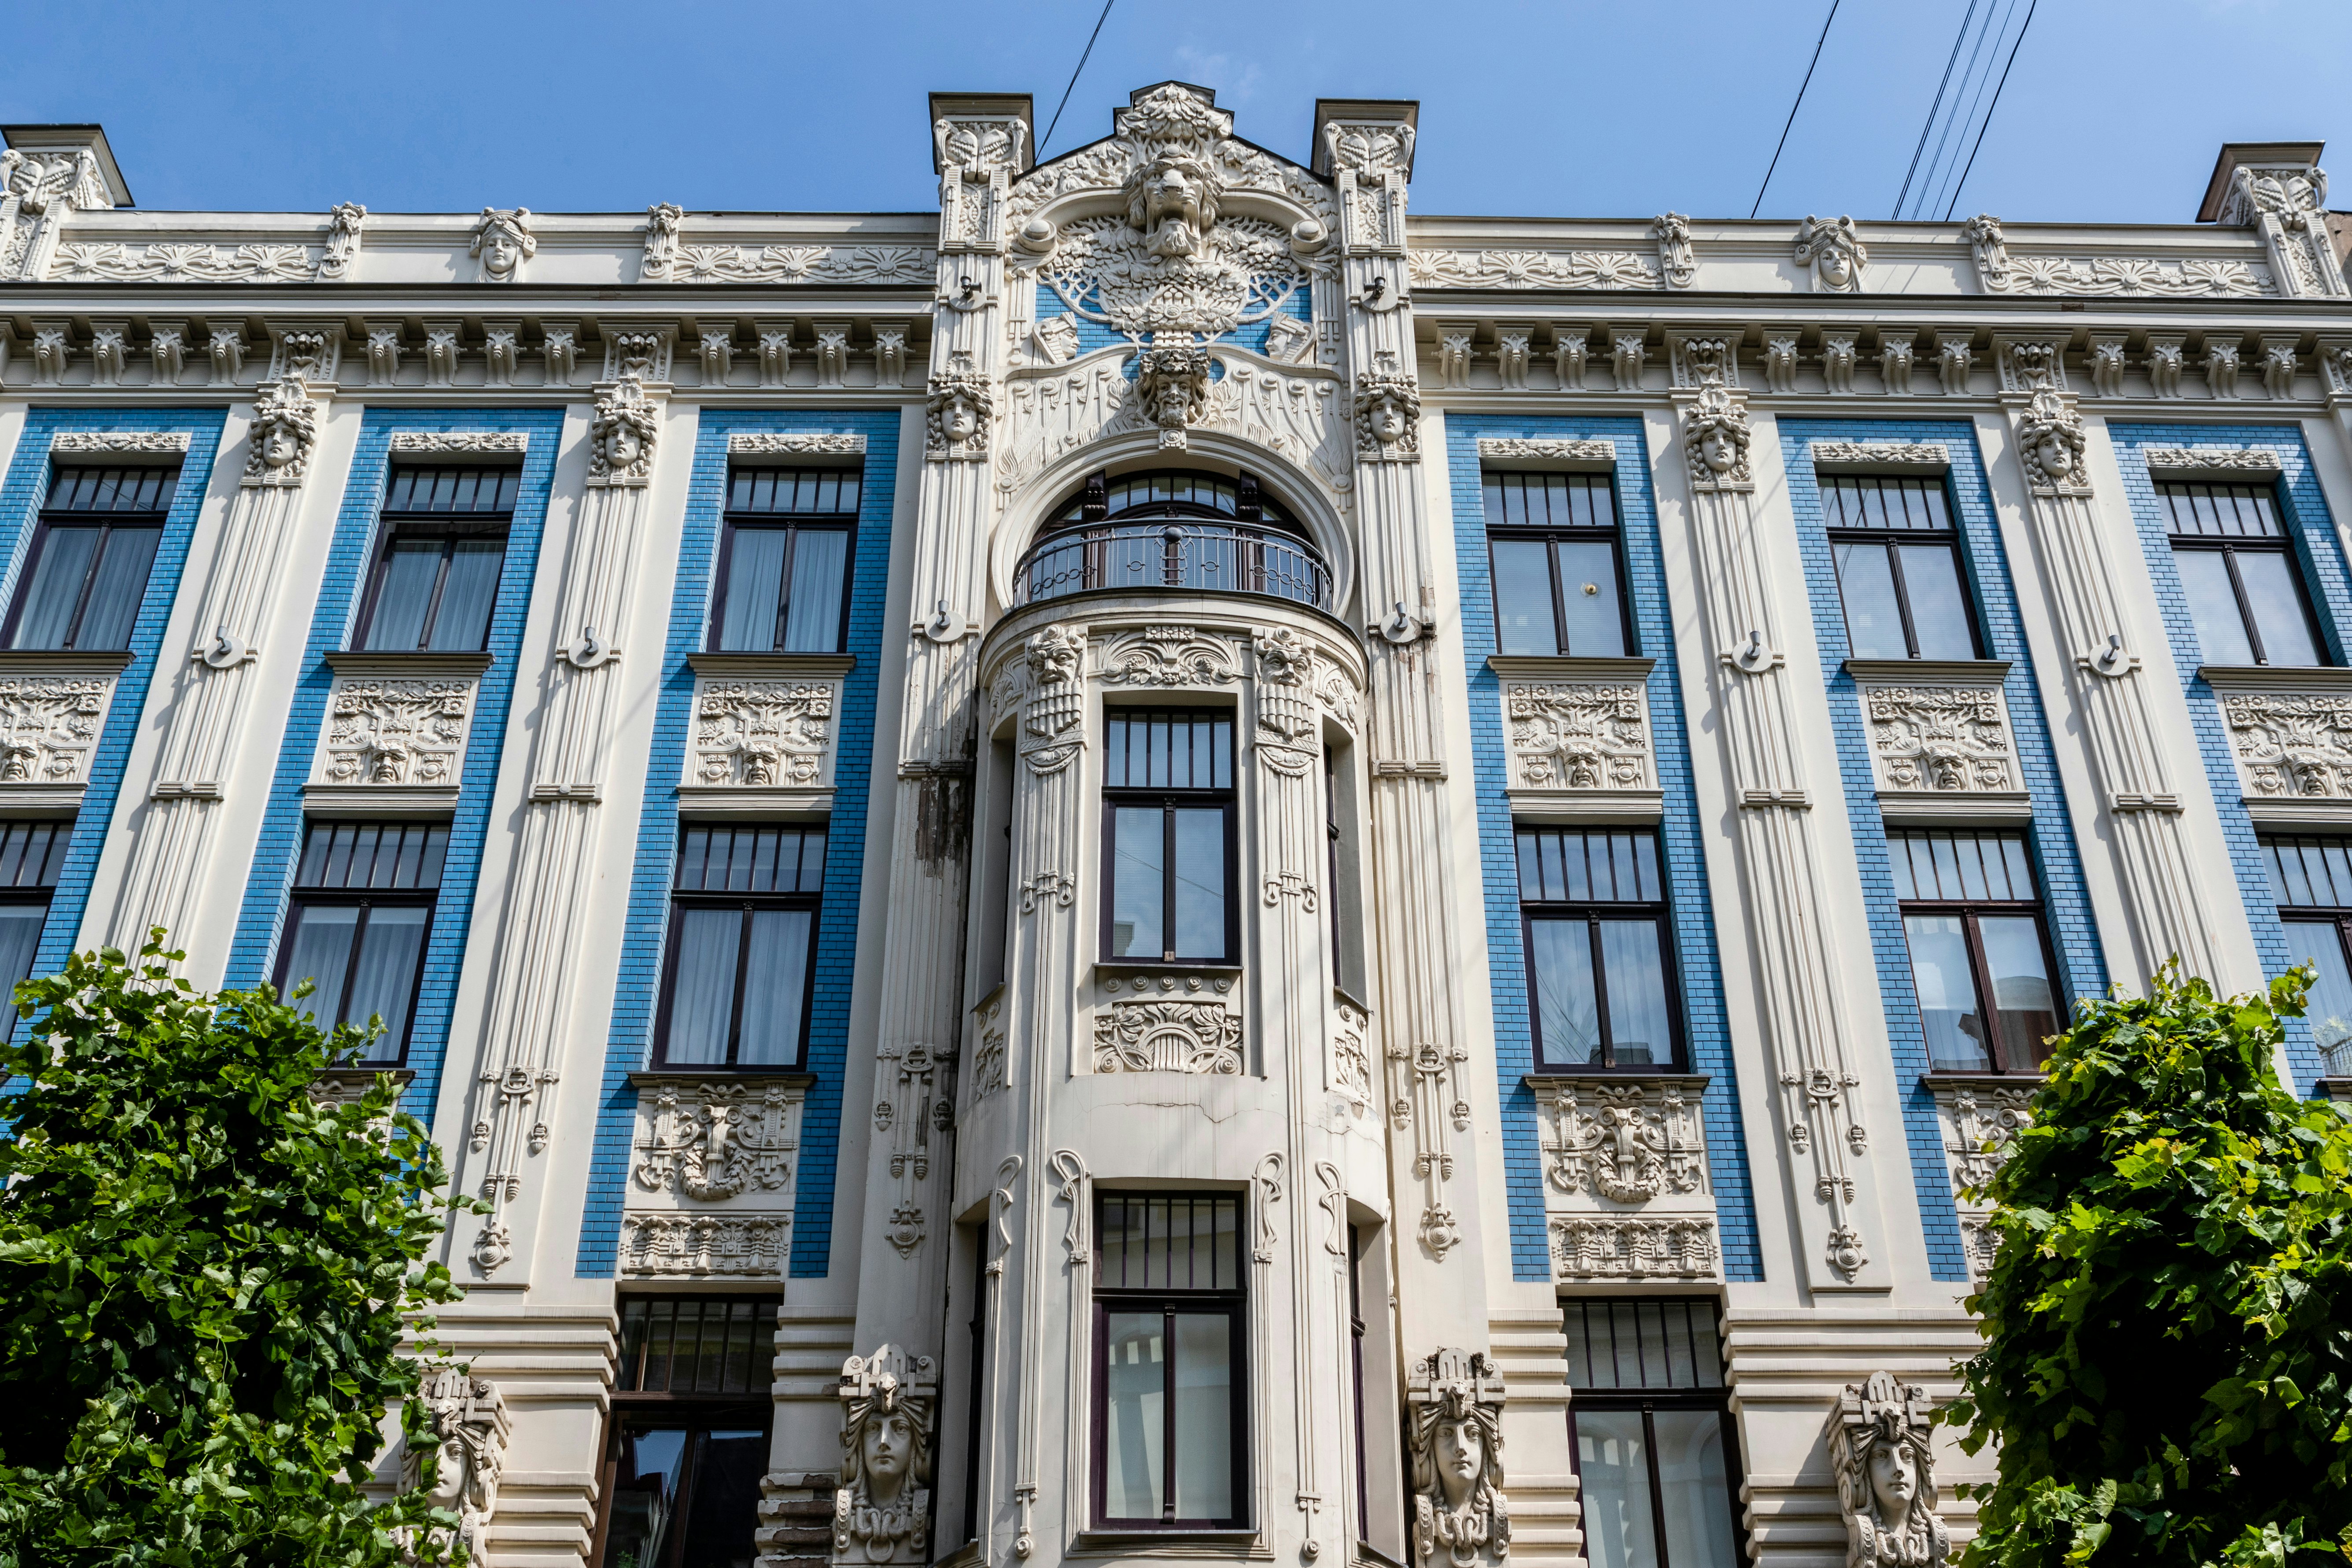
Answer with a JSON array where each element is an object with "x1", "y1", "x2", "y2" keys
[{"x1": 632, "y1": 1081, "x2": 799, "y2": 1200}]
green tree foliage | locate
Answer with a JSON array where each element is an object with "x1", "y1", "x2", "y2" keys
[
  {"x1": 0, "y1": 937, "x2": 472, "y2": 1566},
  {"x1": 1947, "y1": 963, "x2": 2352, "y2": 1567}
]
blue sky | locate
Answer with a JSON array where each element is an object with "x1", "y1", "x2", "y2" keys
[{"x1": 7, "y1": 0, "x2": 2345, "y2": 224}]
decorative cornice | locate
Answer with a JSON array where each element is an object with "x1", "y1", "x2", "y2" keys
[
  {"x1": 2142, "y1": 446, "x2": 2284, "y2": 479},
  {"x1": 388, "y1": 431, "x2": 528, "y2": 454},
  {"x1": 1809, "y1": 441, "x2": 1950, "y2": 472},
  {"x1": 49, "y1": 430, "x2": 190, "y2": 455},
  {"x1": 1475, "y1": 437, "x2": 1616, "y2": 469},
  {"x1": 1407, "y1": 248, "x2": 1660, "y2": 291},
  {"x1": 727, "y1": 432, "x2": 867, "y2": 456}
]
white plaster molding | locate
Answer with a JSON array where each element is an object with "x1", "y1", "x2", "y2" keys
[
  {"x1": 1474, "y1": 437, "x2": 1615, "y2": 470},
  {"x1": 629, "y1": 1076, "x2": 804, "y2": 1207},
  {"x1": 1548, "y1": 1214, "x2": 1720, "y2": 1280},
  {"x1": 1794, "y1": 214, "x2": 1866, "y2": 292},
  {"x1": 1809, "y1": 442, "x2": 1948, "y2": 474},
  {"x1": 2210, "y1": 679, "x2": 2352, "y2": 811},
  {"x1": 52, "y1": 240, "x2": 316, "y2": 284},
  {"x1": 665, "y1": 244, "x2": 933, "y2": 285},
  {"x1": 618, "y1": 1214, "x2": 789, "y2": 1276},
  {"x1": 602, "y1": 328, "x2": 674, "y2": 383},
  {"x1": 1968, "y1": 211, "x2": 2271, "y2": 296},
  {"x1": 48, "y1": 429, "x2": 189, "y2": 455},
  {"x1": 308, "y1": 664, "x2": 480, "y2": 792},
  {"x1": 1821, "y1": 332, "x2": 1858, "y2": 393},
  {"x1": 2088, "y1": 334, "x2": 2127, "y2": 397},
  {"x1": 2142, "y1": 446, "x2": 2285, "y2": 480},
  {"x1": 0, "y1": 658, "x2": 123, "y2": 797},
  {"x1": 1091, "y1": 998, "x2": 1242, "y2": 1075},
  {"x1": 1097, "y1": 624, "x2": 1240, "y2": 689},
  {"x1": 1493, "y1": 657, "x2": 1659, "y2": 817},
  {"x1": 1405, "y1": 247, "x2": 1660, "y2": 290},
  {"x1": 1930, "y1": 1077, "x2": 2031, "y2": 1279},
  {"x1": 388, "y1": 431, "x2": 528, "y2": 455},
  {"x1": 1848, "y1": 661, "x2": 2027, "y2": 814},
  {"x1": 1404, "y1": 1350, "x2": 1509, "y2": 1568},
  {"x1": 728, "y1": 432, "x2": 868, "y2": 456},
  {"x1": 685, "y1": 673, "x2": 840, "y2": 791},
  {"x1": 1533, "y1": 1076, "x2": 1712, "y2": 1205},
  {"x1": 833, "y1": 1346, "x2": 936, "y2": 1565},
  {"x1": 470, "y1": 207, "x2": 535, "y2": 284}
]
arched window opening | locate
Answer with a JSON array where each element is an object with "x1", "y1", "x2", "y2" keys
[{"x1": 1015, "y1": 469, "x2": 1329, "y2": 609}]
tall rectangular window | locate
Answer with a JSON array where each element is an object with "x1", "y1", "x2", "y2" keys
[
  {"x1": 657, "y1": 825, "x2": 824, "y2": 1068},
  {"x1": 2263, "y1": 836, "x2": 2352, "y2": 1077},
  {"x1": 1823, "y1": 475, "x2": 1979, "y2": 661},
  {"x1": 1891, "y1": 830, "x2": 2060, "y2": 1073},
  {"x1": 5, "y1": 463, "x2": 177, "y2": 651},
  {"x1": 1518, "y1": 828, "x2": 1679, "y2": 1070},
  {"x1": 1103, "y1": 709, "x2": 1235, "y2": 965},
  {"x1": 711, "y1": 466, "x2": 860, "y2": 653},
  {"x1": 1094, "y1": 1193, "x2": 1246, "y2": 1529},
  {"x1": 0, "y1": 820, "x2": 67, "y2": 1035},
  {"x1": 356, "y1": 465, "x2": 520, "y2": 653},
  {"x1": 1564, "y1": 1298, "x2": 1743, "y2": 1568},
  {"x1": 1484, "y1": 471, "x2": 1631, "y2": 657},
  {"x1": 275, "y1": 821, "x2": 448, "y2": 1063},
  {"x1": 598, "y1": 1295, "x2": 778, "y2": 1568},
  {"x1": 2162, "y1": 480, "x2": 2326, "y2": 668}
]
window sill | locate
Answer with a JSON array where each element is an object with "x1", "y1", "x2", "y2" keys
[
  {"x1": 2199, "y1": 663, "x2": 2352, "y2": 691},
  {"x1": 1876, "y1": 788, "x2": 2033, "y2": 825},
  {"x1": 1505, "y1": 786, "x2": 1664, "y2": 825},
  {"x1": 2316, "y1": 1077, "x2": 2352, "y2": 1103},
  {"x1": 1523, "y1": 1070, "x2": 1708, "y2": 1091},
  {"x1": 687, "y1": 651, "x2": 856, "y2": 680},
  {"x1": 1068, "y1": 1529, "x2": 1270, "y2": 1561},
  {"x1": 629, "y1": 1069, "x2": 818, "y2": 1090},
  {"x1": 325, "y1": 649, "x2": 494, "y2": 676},
  {"x1": 1095, "y1": 961, "x2": 1242, "y2": 998},
  {"x1": 302, "y1": 783, "x2": 461, "y2": 817},
  {"x1": 1843, "y1": 657, "x2": 2009, "y2": 683},
  {"x1": 0, "y1": 647, "x2": 134, "y2": 674},
  {"x1": 1487, "y1": 654, "x2": 1656, "y2": 682},
  {"x1": 1920, "y1": 1071, "x2": 2046, "y2": 1089},
  {"x1": 677, "y1": 785, "x2": 834, "y2": 818}
]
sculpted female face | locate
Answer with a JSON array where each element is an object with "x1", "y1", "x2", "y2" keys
[
  {"x1": 1700, "y1": 427, "x2": 1740, "y2": 474},
  {"x1": 424, "y1": 1434, "x2": 469, "y2": 1510},
  {"x1": 943, "y1": 396, "x2": 978, "y2": 443},
  {"x1": 1432, "y1": 1416, "x2": 1484, "y2": 1509},
  {"x1": 1370, "y1": 396, "x2": 1406, "y2": 445},
  {"x1": 262, "y1": 421, "x2": 301, "y2": 469},
  {"x1": 1867, "y1": 1439, "x2": 1917, "y2": 1524},
  {"x1": 863, "y1": 1409, "x2": 914, "y2": 1500},
  {"x1": 484, "y1": 233, "x2": 520, "y2": 277},
  {"x1": 604, "y1": 422, "x2": 642, "y2": 470},
  {"x1": 1819, "y1": 248, "x2": 1852, "y2": 286},
  {"x1": 2034, "y1": 432, "x2": 2075, "y2": 480}
]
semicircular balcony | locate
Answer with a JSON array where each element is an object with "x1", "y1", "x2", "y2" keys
[{"x1": 1011, "y1": 467, "x2": 1332, "y2": 611}]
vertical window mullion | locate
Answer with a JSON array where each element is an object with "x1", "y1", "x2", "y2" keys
[
  {"x1": 1958, "y1": 911, "x2": 2002, "y2": 1070},
  {"x1": 773, "y1": 527, "x2": 798, "y2": 654},
  {"x1": 58, "y1": 522, "x2": 109, "y2": 649},
  {"x1": 417, "y1": 538, "x2": 457, "y2": 650},
  {"x1": 726, "y1": 903, "x2": 756, "y2": 1065},
  {"x1": 1586, "y1": 911, "x2": 1613, "y2": 1066},
  {"x1": 1642, "y1": 1403, "x2": 1671, "y2": 1568},
  {"x1": 1883, "y1": 539, "x2": 1924, "y2": 660},
  {"x1": 1546, "y1": 537, "x2": 1572, "y2": 655},
  {"x1": 334, "y1": 902, "x2": 372, "y2": 1029},
  {"x1": 1161, "y1": 1304, "x2": 1179, "y2": 1522},
  {"x1": 2222, "y1": 546, "x2": 2271, "y2": 664},
  {"x1": 1162, "y1": 801, "x2": 1178, "y2": 964}
]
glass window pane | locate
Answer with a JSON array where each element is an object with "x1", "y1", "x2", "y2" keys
[
  {"x1": 282, "y1": 904, "x2": 360, "y2": 1031},
  {"x1": 73, "y1": 527, "x2": 160, "y2": 649},
  {"x1": 1556, "y1": 540, "x2": 1628, "y2": 657},
  {"x1": 782, "y1": 529, "x2": 849, "y2": 652},
  {"x1": 718, "y1": 529, "x2": 790, "y2": 651},
  {"x1": 1172, "y1": 1312, "x2": 1233, "y2": 1521},
  {"x1": 1598, "y1": 919, "x2": 1673, "y2": 1067},
  {"x1": 676, "y1": 1426, "x2": 766, "y2": 1568},
  {"x1": 364, "y1": 539, "x2": 444, "y2": 651},
  {"x1": 1103, "y1": 1311, "x2": 1166, "y2": 1521},
  {"x1": 1833, "y1": 541, "x2": 1906, "y2": 659},
  {"x1": 427, "y1": 538, "x2": 505, "y2": 651},
  {"x1": 666, "y1": 907, "x2": 743, "y2": 1064},
  {"x1": 1110, "y1": 807, "x2": 1165, "y2": 959},
  {"x1": 1653, "y1": 1409, "x2": 1740, "y2": 1568},
  {"x1": 2174, "y1": 548, "x2": 2256, "y2": 665},
  {"x1": 0, "y1": 903, "x2": 46, "y2": 1036},
  {"x1": 2233, "y1": 551, "x2": 2324, "y2": 666},
  {"x1": 737, "y1": 908, "x2": 813, "y2": 1066},
  {"x1": 1977, "y1": 914, "x2": 2058, "y2": 1070},
  {"x1": 10, "y1": 527, "x2": 101, "y2": 649},
  {"x1": 346, "y1": 905, "x2": 428, "y2": 1059},
  {"x1": 2287, "y1": 921, "x2": 2352, "y2": 1077},
  {"x1": 600, "y1": 1428, "x2": 689, "y2": 1568},
  {"x1": 1905, "y1": 913, "x2": 1991, "y2": 1071},
  {"x1": 1171, "y1": 808, "x2": 1227, "y2": 960},
  {"x1": 1489, "y1": 539, "x2": 1556, "y2": 655},
  {"x1": 1529, "y1": 918, "x2": 1601, "y2": 1068},
  {"x1": 1574, "y1": 1409, "x2": 1657, "y2": 1568},
  {"x1": 1897, "y1": 543, "x2": 1974, "y2": 660}
]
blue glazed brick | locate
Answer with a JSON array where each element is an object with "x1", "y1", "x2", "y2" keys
[
  {"x1": 2109, "y1": 422, "x2": 2341, "y2": 1091},
  {"x1": 1779, "y1": 419, "x2": 2109, "y2": 1283},
  {"x1": 575, "y1": 410, "x2": 899, "y2": 1280},
  {"x1": 225, "y1": 408, "x2": 564, "y2": 1128},
  {"x1": 0, "y1": 408, "x2": 226, "y2": 990},
  {"x1": 1442, "y1": 414, "x2": 1762, "y2": 1284},
  {"x1": 1032, "y1": 283, "x2": 1310, "y2": 359}
]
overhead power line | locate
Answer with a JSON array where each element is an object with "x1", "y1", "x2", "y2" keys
[
  {"x1": 1893, "y1": 0, "x2": 1980, "y2": 219},
  {"x1": 1038, "y1": 0, "x2": 1118, "y2": 160},
  {"x1": 1751, "y1": 0, "x2": 1843, "y2": 219},
  {"x1": 1944, "y1": 0, "x2": 2038, "y2": 220}
]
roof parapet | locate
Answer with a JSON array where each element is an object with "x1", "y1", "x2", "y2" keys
[{"x1": 1, "y1": 123, "x2": 131, "y2": 207}]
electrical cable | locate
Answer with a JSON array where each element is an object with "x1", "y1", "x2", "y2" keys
[
  {"x1": 1750, "y1": 0, "x2": 1842, "y2": 219},
  {"x1": 1924, "y1": 0, "x2": 2021, "y2": 221},
  {"x1": 1910, "y1": 0, "x2": 2009, "y2": 220},
  {"x1": 1038, "y1": 0, "x2": 1118, "y2": 160},
  {"x1": 1893, "y1": 0, "x2": 1980, "y2": 219},
  {"x1": 1943, "y1": 0, "x2": 2037, "y2": 220}
]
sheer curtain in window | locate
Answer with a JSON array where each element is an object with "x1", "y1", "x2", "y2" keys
[
  {"x1": 719, "y1": 531, "x2": 789, "y2": 651},
  {"x1": 782, "y1": 530, "x2": 848, "y2": 651},
  {"x1": 667, "y1": 907, "x2": 742, "y2": 1063}
]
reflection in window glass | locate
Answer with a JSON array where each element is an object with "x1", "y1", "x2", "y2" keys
[
  {"x1": 1576, "y1": 1409, "x2": 1656, "y2": 1568},
  {"x1": 1904, "y1": 914, "x2": 1990, "y2": 1072},
  {"x1": 1652, "y1": 1409, "x2": 1738, "y2": 1568},
  {"x1": 1519, "y1": 829, "x2": 1677, "y2": 1070},
  {"x1": 1171, "y1": 1313, "x2": 1234, "y2": 1521},
  {"x1": 2287, "y1": 919, "x2": 2352, "y2": 1077},
  {"x1": 602, "y1": 1427, "x2": 689, "y2": 1568}
]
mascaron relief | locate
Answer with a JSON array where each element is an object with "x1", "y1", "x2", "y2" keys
[
  {"x1": 1832, "y1": 1372, "x2": 1952, "y2": 1568},
  {"x1": 401, "y1": 1367, "x2": 509, "y2": 1568},
  {"x1": 632, "y1": 1078, "x2": 804, "y2": 1204},
  {"x1": 1536, "y1": 1079, "x2": 1708, "y2": 1203},
  {"x1": 0, "y1": 671, "x2": 116, "y2": 789},
  {"x1": 1406, "y1": 1348, "x2": 1509, "y2": 1568},
  {"x1": 1501, "y1": 673, "x2": 1653, "y2": 795},
  {"x1": 1856, "y1": 674, "x2": 2019, "y2": 799},
  {"x1": 834, "y1": 1346, "x2": 935, "y2": 1566},
  {"x1": 689, "y1": 677, "x2": 838, "y2": 791},
  {"x1": 311, "y1": 674, "x2": 477, "y2": 790},
  {"x1": 2215, "y1": 686, "x2": 2352, "y2": 803}
]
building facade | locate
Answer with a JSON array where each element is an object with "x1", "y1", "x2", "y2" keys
[{"x1": 3, "y1": 91, "x2": 2351, "y2": 1568}]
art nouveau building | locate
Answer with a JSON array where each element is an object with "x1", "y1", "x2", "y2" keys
[{"x1": 3, "y1": 93, "x2": 2350, "y2": 1568}]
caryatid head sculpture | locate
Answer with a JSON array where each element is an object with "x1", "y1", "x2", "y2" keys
[
  {"x1": 1830, "y1": 1371, "x2": 1950, "y2": 1568},
  {"x1": 834, "y1": 1345, "x2": 936, "y2": 1564},
  {"x1": 1407, "y1": 1347, "x2": 1510, "y2": 1568},
  {"x1": 243, "y1": 376, "x2": 319, "y2": 486},
  {"x1": 404, "y1": 1367, "x2": 509, "y2": 1566},
  {"x1": 589, "y1": 376, "x2": 660, "y2": 485}
]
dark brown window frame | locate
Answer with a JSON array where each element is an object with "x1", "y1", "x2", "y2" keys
[
  {"x1": 271, "y1": 821, "x2": 449, "y2": 1066},
  {"x1": 2, "y1": 463, "x2": 178, "y2": 652},
  {"x1": 1518, "y1": 828, "x2": 1685, "y2": 1073},
  {"x1": 2161, "y1": 480, "x2": 2328, "y2": 668},
  {"x1": 1482, "y1": 470, "x2": 1637, "y2": 658},
  {"x1": 706, "y1": 464, "x2": 861, "y2": 655},
  {"x1": 1891, "y1": 832, "x2": 2061, "y2": 1076},
  {"x1": 1563, "y1": 1296, "x2": 1747, "y2": 1568},
  {"x1": 351, "y1": 465, "x2": 519, "y2": 654},
  {"x1": 1100, "y1": 708, "x2": 1239, "y2": 968},
  {"x1": 1822, "y1": 473, "x2": 1983, "y2": 661}
]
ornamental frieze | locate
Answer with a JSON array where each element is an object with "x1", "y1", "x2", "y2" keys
[
  {"x1": 2219, "y1": 687, "x2": 2352, "y2": 801},
  {"x1": 631, "y1": 1078, "x2": 804, "y2": 1204},
  {"x1": 1549, "y1": 1214, "x2": 1720, "y2": 1281},
  {"x1": 1092, "y1": 997, "x2": 1243, "y2": 1075},
  {"x1": 1966, "y1": 213, "x2": 2271, "y2": 297},
  {"x1": 0, "y1": 672, "x2": 114, "y2": 789},
  {"x1": 1501, "y1": 675, "x2": 1653, "y2": 794},
  {"x1": 1406, "y1": 248, "x2": 1660, "y2": 291},
  {"x1": 619, "y1": 1213, "x2": 789, "y2": 1277},
  {"x1": 1537, "y1": 1078, "x2": 1709, "y2": 1203},
  {"x1": 311, "y1": 673, "x2": 477, "y2": 790},
  {"x1": 689, "y1": 678, "x2": 837, "y2": 790},
  {"x1": 1859, "y1": 680, "x2": 2017, "y2": 797}
]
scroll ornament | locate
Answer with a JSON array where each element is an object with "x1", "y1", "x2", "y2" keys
[
  {"x1": 834, "y1": 1346, "x2": 935, "y2": 1564},
  {"x1": 1407, "y1": 1348, "x2": 1509, "y2": 1568}
]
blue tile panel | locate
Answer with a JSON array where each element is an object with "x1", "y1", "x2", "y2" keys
[
  {"x1": 575, "y1": 410, "x2": 898, "y2": 1280},
  {"x1": 1441, "y1": 414, "x2": 1762, "y2": 1284},
  {"x1": 1779, "y1": 418, "x2": 2109, "y2": 1284},
  {"x1": 2109, "y1": 421, "x2": 2345, "y2": 1091},
  {"x1": 1031, "y1": 281, "x2": 1311, "y2": 358},
  {"x1": 225, "y1": 409, "x2": 564, "y2": 1129},
  {"x1": 0, "y1": 408, "x2": 225, "y2": 990}
]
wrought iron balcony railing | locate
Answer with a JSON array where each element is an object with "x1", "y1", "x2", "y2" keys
[{"x1": 1012, "y1": 520, "x2": 1331, "y2": 610}]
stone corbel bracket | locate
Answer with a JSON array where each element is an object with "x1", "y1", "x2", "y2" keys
[
  {"x1": 1490, "y1": 655, "x2": 1663, "y2": 822},
  {"x1": 681, "y1": 652, "x2": 854, "y2": 814},
  {"x1": 0, "y1": 649, "x2": 134, "y2": 808},
  {"x1": 2201, "y1": 664, "x2": 2352, "y2": 826},
  {"x1": 304, "y1": 651, "x2": 490, "y2": 814},
  {"x1": 1845, "y1": 658, "x2": 2029, "y2": 822}
]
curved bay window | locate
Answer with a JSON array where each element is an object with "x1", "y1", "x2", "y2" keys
[
  {"x1": 2264, "y1": 836, "x2": 2352, "y2": 1077},
  {"x1": 1823, "y1": 474, "x2": 1979, "y2": 661},
  {"x1": 1519, "y1": 828, "x2": 1680, "y2": 1070},
  {"x1": 1891, "y1": 829, "x2": 2060, "y2": 1073},
  {"x1": 1104, "y1": 709, "x2": 1235, "y2": 966},
  {"x1": 6, "y1": 463, "x2": 176, "y2": 651},
  {"x1": 357, "y1": 465, "x2": 518, "y2": 653},
  {"x1": 1485, "y1": 470, "x2": 1632, "y2": 657},
  {"x1": 710, "y1": 465, "x2": 860, "y2": 653},
  {"x1": 2162, "y1": 480, "x2": 2326, "y2": 668},
  {"x1": 657, "y1": 825, "x2": 825, "y2": 1069},
  {"x1": 1017, "y1": 469, "x2": 1329, "y2": 609}
]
